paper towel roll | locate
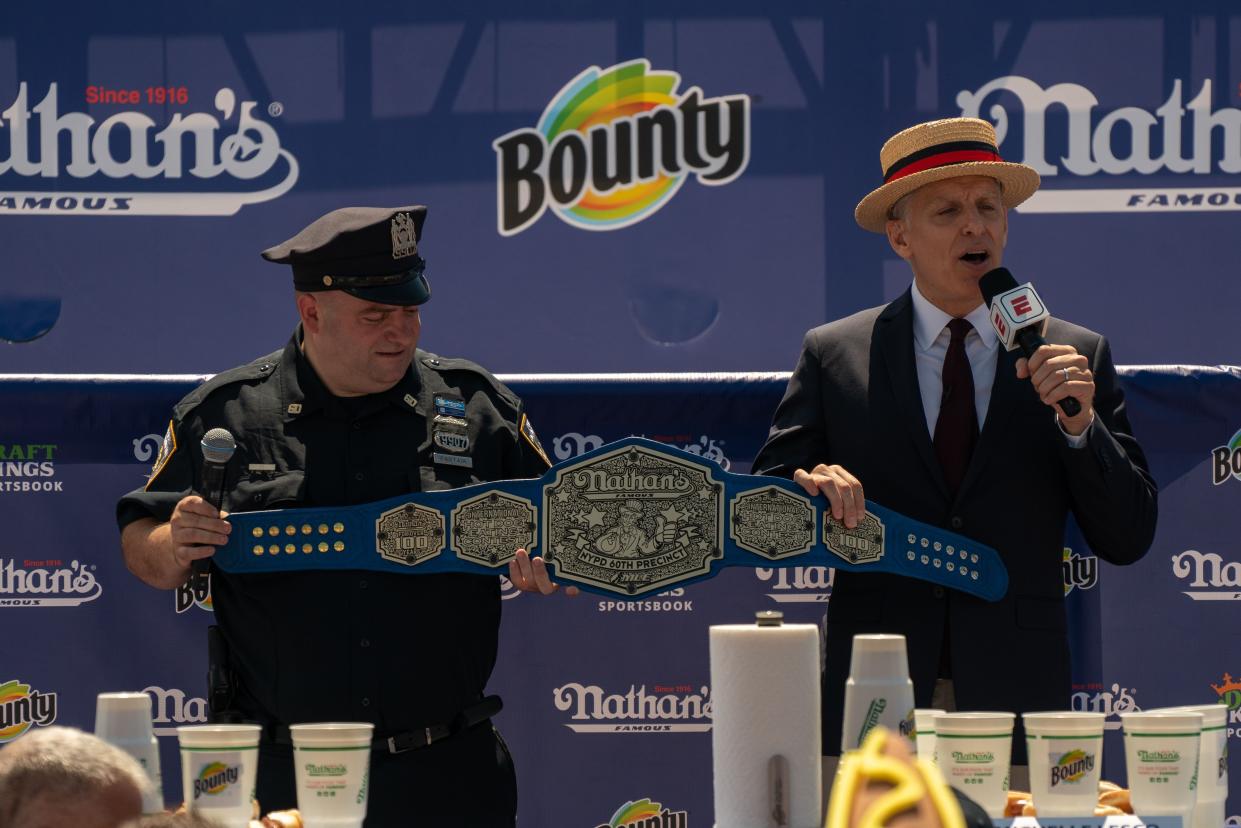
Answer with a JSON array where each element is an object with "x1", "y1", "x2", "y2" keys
[{"x1": 710, "y1": 621, "x2": 821, "y2": 828}]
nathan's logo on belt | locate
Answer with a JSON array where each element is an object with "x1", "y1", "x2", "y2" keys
[
  {"x1": 553, "y1": 682, "x2": 712, "y2": 733},
  {"x1": 0, "y1": 559, "x2": 101, "y2": 607},
  {"x1": 0, "y1": 83, "x2": 297, "y2": 216},
  {"x1": 193, "y1": 762, "x2": 240, "y2": 798},
  {"x1": 0, "y1": 680, "x2": 58, "y2": 743},
  {"x1": 0, "y1": 443, "x2": 62, "y2": 493},
  {"x1": 493, "y1": 59, "x2": 750, "y2": 236},
  {"x1": 957, "y1": 76, "x2": 1241, "y2": 214},
  {"x1": 594, "y1": 798, "x2": 689, "y2": 828},
  {"x1": 1171, "y1": 549, "x2": 1241, "y2": 601}
]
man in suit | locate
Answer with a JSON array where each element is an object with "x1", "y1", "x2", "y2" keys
[{"x1": 752, "y1": 117, "x2": 1157, "y2": 763}]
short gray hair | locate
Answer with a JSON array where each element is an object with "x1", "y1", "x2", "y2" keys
[{"x1": 0, "y1": 726, "x2": 151, "y2": 824}]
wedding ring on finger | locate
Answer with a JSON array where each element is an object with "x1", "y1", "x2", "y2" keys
[{"x1": 1061, "y1": 367, "x2": 1070, "y2": 382}]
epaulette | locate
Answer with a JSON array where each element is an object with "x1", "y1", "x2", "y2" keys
[
  {"x1": 172, "y1": 347, "x2": 285, "y2": 419},
  {"x1": 417, "y1": 350, "x2": 521, "y2": 408}
]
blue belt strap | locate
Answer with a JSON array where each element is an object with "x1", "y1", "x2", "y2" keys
[{"x1": 212, "y1": 437, "x2": 1008, "y2": 601}]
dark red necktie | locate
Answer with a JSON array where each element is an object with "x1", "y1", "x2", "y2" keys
[{"x1": 933, "y1": 318, "x2": 978, "y2": 497}]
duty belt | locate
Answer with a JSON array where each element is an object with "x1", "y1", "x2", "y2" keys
[
  {"x1": 265, "y1": 695, "x2": 503, "y2": 754},
  {"x1": 213, "y1": 437, "x2": 1009, "y2": 601}
]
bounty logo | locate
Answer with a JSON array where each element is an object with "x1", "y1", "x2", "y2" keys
[
  {"x1": 1062, "y1": 548, "x2": 1098, "y2": 595},
  {"x1": 1210, "y1": 673, "x2": 1241, "y2": 738},
  {"x1": 493, "y1": 59, "x2": 750, "y2": 235},
  {"x1": 1071, "y1": 683, "x2": 1140, "y2": 730},
  {"x1": 0, "y1": 83, "x2": 298, "y2": 216},
  {"x1": 0, "y1": 680, "x2": 58, "y2": 742},
  {"x1": 175, "y1": 572, "x2": 214, "y2": 614},
  {"x1": 0, "y1": 443, "x2": 62, "y2": 493},
  {"x1": 1050, "y1": 749, "x2": 1095, "y2": 786},
  {"x1": 756, "y1": 565, "x2": 833, "y2": 603},
  {"x1": 1211, "y1": 429, "x2": 1241, "y2": 485},
  {"x1": 145, "y1": 686, "x2": 208, "y2": 736},
  {"x1": 193, "y1": 762, "x2": 240, "y2": 799},
  {"x1": 553, "y1": 682, "x2": 712, "y2": 733},
  {"x1": 957, "y1": 77, "x2": 1241, "y2": 214},
  {"x1": 595, "y1": 798, "x2": 689, "y2": 828},
  {"x1": 0, "y1": 559, "x2": 102, "y2": 607},
  {"x1": 1171, "y1": 549, "x2": 1241, "y2": 601}
]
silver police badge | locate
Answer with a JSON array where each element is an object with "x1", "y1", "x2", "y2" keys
[
  {"x1": 451, "y1": 490, "x2": 537, "y2": 567},
  {"x1": 391, "y1": 212, "x2": 417, "y2": 259},
  {"x1": 823, "y1": 511, "x2": 885, "y2": 565},
  {"x1": 730, "y1": 485, "x2": 815, "y2": 559},
  {"x1": 376, "y1": 502, "x2": 444, "y2": 566},
  {"x1": 542, "y1": 444, "x2": 723, "y2": 596}
]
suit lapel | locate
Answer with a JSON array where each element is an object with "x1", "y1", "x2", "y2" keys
[
  {"x1": 957, "y1": 345, "x2": 1022, "y2": 501},
  {"x1": 876, "y1": 290, "x2": 949, "y2": 499}
]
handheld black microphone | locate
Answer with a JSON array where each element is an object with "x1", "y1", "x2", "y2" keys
[
  {"x1": 194, "y1": 428, "x2": 236, "y2": 580},
  {"x1": 979, "y1": 268, "x2": 1081, "y2": 417}
]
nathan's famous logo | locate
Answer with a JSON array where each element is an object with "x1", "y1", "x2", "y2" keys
[
  {"x1": 1071, "y1": 683, "x2": 1140, "y2": 730},
  {"x1": 304, "y1": 763, "x2": 347, "y2": 778},
  {"x1": 0, "y1": 559, "x2": 101, "y2": 607},
  {"x1": 146, "y1": 686, "x2": 208, "y2": 736},
  {"x1": 1062, "y1": 547, "x2": 1098, "y2": 595},
  {"x1": 1211, "y1": 429, "x2": 1241, "y2": 485},
  {"x1": 493, "y1": 59, "x2": 750, "y2": 235},
  {"x1": 957, "y1": 76, "x2": 1241, "y2": 213},
  {"x1": 553, "y1": 683, "x2": 711, "y2": 733},
  {"x1": 175, "y1": 572, "x2": 214, "y2": 614},
  {"x1": 951, "y1": 751, "x2": 994, "y2": 764},
  {"x1": 0, "y1": 83, "x2": 297, "y2": 216},
  {"x1": 0, "y1": 680, "x2": 58, "y2": 743},
  {"x1": 1137, "y1": 750, "x2": 1181, "y2": 763},
  {"x1": 0, "y1": 443, "x2": 61, "y2": 492},
  {"x1": 857, "y1": 698, "x2": 888, "y2": 746},
  {"x1": 756, "y1": 565, "x2": 833, "y2": 603},
  {"x1": 595, "y1": 798, "x2": 689, "y2": 828},
  {"x1": 1050, "y1": 749, "x2": 1096, "y2": 787},
  {"x1": 193, "y1": 762, "x2": 240, "y2": 799},
  {"x1": 1171, "y1": 549, "x2": 1241, "y2": 601},
  {"x1": 1210, "y1": 673, "x2": 1241, "y2": 739}
]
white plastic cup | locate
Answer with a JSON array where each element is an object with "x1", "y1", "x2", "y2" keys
[
  {"x1": 290, "y1": 723, "x2": 374, "y2": 828},
  {"x1": 1152, "y1": 705, "x2": 1227, "y2": 828},
  {"x1": 934, "y1": 712, "x2": 1015, "y2": 819},
  {"x1": 1120, "y1": 710, "x2": 1203, "y2": 828},
  {"x1": 1022, "y1": 711, "x2": 1106, "y2": 817},
  {"x1": 176, "y1": 724, "x2": 262, "y2": 828},
  {"x1": 913, "y1": 708, "x2": 945, "y2": 761},
  {"x1": 95, "y1": 692, "x2": 163, "y2": 814},
  {"x1": 841, "y1": 634, "x2": 916, "y2": 751}
]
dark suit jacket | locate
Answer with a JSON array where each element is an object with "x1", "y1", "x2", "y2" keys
[{"x1": 752, "y1": 289, "x2": 1157, "y2": 759}]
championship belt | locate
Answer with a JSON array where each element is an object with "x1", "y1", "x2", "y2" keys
[{"x1": 213, "y1": 437, "x2": 1009, "y2": 601}]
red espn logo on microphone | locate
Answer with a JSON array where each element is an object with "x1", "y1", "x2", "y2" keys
[{"x1": 1009, "y1": 294, "x2": 1034, "y2": 316}]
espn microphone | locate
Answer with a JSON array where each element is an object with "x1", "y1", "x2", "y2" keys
[
  {"x1": 979, "y1": 268, "x2": 1082, "y2": 417},
  {"x1": 194, "y1": 428, "x2": 236, "y2": 579}
]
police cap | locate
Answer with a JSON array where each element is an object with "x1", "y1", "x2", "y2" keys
[{"x1": 261, "y1": 206, "x2": 432, "y2": 306}]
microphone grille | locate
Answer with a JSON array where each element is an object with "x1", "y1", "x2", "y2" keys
[
  {"x1": 201, "y1": 428, "x2": 236, "y2": 464},
  {"x1": 979, "y1": 267, "x2": 1018, "y2": 305}
]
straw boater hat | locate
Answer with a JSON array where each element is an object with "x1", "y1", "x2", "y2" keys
[{"x1": 854, "y1": 117, "x2": 1041, "y2": 233}]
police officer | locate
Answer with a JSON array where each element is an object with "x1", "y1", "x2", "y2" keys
[{"x1": 117, "y1": 205, "x2": 564, "y2": 827}]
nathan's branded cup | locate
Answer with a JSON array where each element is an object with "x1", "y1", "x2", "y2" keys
[
  {"x1": 1120, "y1": 710, "x2": 1203, "y2": 828},
  {"x1": 1023, "y1": 711, "x2": 1105, "y2": 817},
  {"x1": 841, "y1": 634, "x2": 916, "y2": 752},
  {"x1": 95, "y1": 692, "x2": 163, "y2": 814},
  {"x1": 290, "y1": 722, "x2": 374, "y2": 828},
  {"x1": 176, "y1": 724, "x2": 261, "y2": 828},
  {"x1": 914, "y1": 708, "x2": 946, "y2": 761},
  {"x1": 934, "y1": 712, "x2": 1015, "y2": 819},
  {"x1": 1156, "y1": 705, "x2": 1228, "y2": 828}
]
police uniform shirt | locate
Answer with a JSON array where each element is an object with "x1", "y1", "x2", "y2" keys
[{"x1": 117, "y1": 329, "x2": 551, "y2": 733}]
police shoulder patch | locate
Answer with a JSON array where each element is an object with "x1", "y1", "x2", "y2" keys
[
  {"x1": 520, "y1": 413, "x2": 551, "y2": 468},
  {"x1": 145, "y1": 420, "x2": 178, "y2": 490}
]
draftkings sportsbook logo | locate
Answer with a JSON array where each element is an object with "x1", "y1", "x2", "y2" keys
[
  {"x1": 595, "y1": 798, "x2": 689, "y2": 828},
  {"x1": 0, "y1": 83, "x2": 297, "y2": 216},
  {"x1": 553, "y1": 683, "x2": 712, "y2": 733},
  {"x1": 1210, "y1": 673, "x2": 1241, "y2": 739},
  {"x1": 0, "y1": 679, "x2": 58, "y2": 743},
  {"x1": 493, "y1": 59, "x2": 749, "y2": 235},
  {"x1": 0, "y1": 443, "x2": 62, "y2": 493},
  {"x1": 957, "y1": 76, "x2": 1241, "y2": 214},
  {"x1": 1171, "y1": 549, "x2": 1241, "y2": 601}
]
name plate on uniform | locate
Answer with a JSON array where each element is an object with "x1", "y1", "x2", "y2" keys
[{"x1": 212, "y1": 437, "x2": 1009, "y2": 601}]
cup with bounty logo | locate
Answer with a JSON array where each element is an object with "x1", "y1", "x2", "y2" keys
[
  {"x1": 290, "y1": 722, "x2": 374, "y2": 827},
  {"x1": 1022, "y1": 711, "x2": 1105, "y2": 816},
  {"x1": 176, "y1": 723, "x2": 262, "y2": 828}
]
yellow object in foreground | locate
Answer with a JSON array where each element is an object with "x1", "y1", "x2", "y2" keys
[{"x1": 826, "y1": 727, "x2": 965, "y2": 828}]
